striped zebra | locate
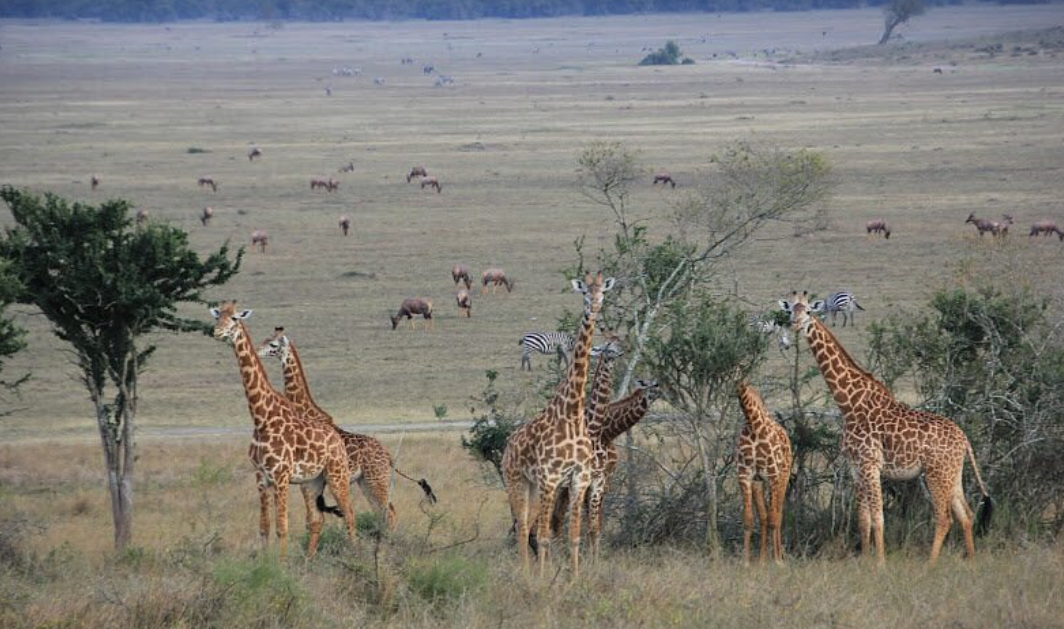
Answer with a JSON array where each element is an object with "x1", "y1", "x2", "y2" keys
[
  {"x1": 813, "y1": 292, "x2": 866, "y2": 327},
  {"x1": 518, "y1": 332, "x2": 575, "y2": 371},
  {"x1": 750, "y1": 314, "x2": 791, "y2": 354}
]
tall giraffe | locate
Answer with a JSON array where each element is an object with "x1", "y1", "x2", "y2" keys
[
  {"x1": 257, "y1": 327, "x2": 436, "y2": 530},
  {"x1": 502, "y1": 271, "x2": 615, "y2": 577},
  {"x1": 210, "y1": 302, "x2": 356, "y2": 559},
  {"x1": 736, "y1": 381, "x2": 792, "y2": 565},
  {"x1": 780, "y1": 291, "x2": 992, "y2": 564}
]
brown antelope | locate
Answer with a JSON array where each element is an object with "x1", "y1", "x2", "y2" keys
[
  {"x1": 248, "y1": 147, "x2": 262, "y2": 161},
  {"x1": 135, "y1": 207, "x2": 148, "y2": 225},
  {"x1": 866, "y1": 219, "x2": 891, "y2": 239},
  {"x1": 251, "y1": 229, "x2": 268, "y2": 253},
  {"x1": 407, "y1": 166, "x2": 427, "y2": 183},
  {"x1": 326, "y1": 179, "x2": 339, "y2": 193},
  {"x1": 339, "y1": 162, "x2": 355, "y2": 173},
  {"x1": 1029, "y1": 220, "x2": 1064, "y2": 241},
  {"x1": 200, "y1": 206, "x2": 214, "y2": 226},
  {"x1": 390, "y1": 298, "x2": 433, "y2": 330},
  {"x1": 339, "y1": 215, "x2": 351, "y2": 236},
  {"x1": 652, "y1": 171, "x2": 676, "y2": 188},
  {"x1": 456, "y1": 289, "x2": 472, "y2": 318},
  {"x1": 90, "y1": 175, "x2": 100, "y2": 190},
  {"x1": 451, "y1": 264, "x2": 472, "y2": 290},
  {"x1": 966, "y1": 213, "x2": 1012, "y2": 238},
  {"x1": 481, "y1": 268, "x2": 514, "y2": 294},
  {"x1": 310, "y1": 178, "x2": 327, "y2": 190},
  {"x1": 198, "y1": 176, "x2": 218, "y2": 192},
  {"x1": 420, "y1": 177, "x2": 441, "y2": 193}
]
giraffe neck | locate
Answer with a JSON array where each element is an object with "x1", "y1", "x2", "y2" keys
[
  {"x1": 586, "y1": 352, "x2": 618, "y2": 440},
  {"x1": 599, "y1": 390, "x2": 649, "y2": 443},
  {"x1": 803, "y1": 317, "x2": 886, "y2": 415},
  {"x1": 281, "y1": 342, "x2": 333, "y2": 424},
  {"x1": 546, "y1": 306, "x2": 596, "y2": 425},
  {"x1": 737, "y1": 383, "x2": 772, "y2": 434},
  {"x1": 231, "y1": 322, "x2": 286, "y2": 431}
]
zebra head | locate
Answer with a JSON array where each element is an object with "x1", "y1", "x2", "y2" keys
[
  {"x1": 571, "y1": 271, "x2": 616, "y2": 317},
  {"x1": 257, "y1": 326, "x2": 291, "y2": 364},
  {"x1": 778, "y1": 291, "x2": 820, "y2": 334}
]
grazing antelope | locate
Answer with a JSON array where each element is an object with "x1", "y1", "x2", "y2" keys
[
  {"x1": 407, "y1": 166, "x2": 427, "y2": 183},
  {"x1": 456, "y1": 289, "x2": 472, "y2": 318},
  {"x1": 481, "y1": 268, "x2": 514, "y2": 294},
  {"x1": 1029, "y1": 220, "x2": 1064, "y2": 241},
  {"x1": 326, "y1": 179, "x2": 339, "y2": 193},
  {"x1": 866, "y1": 219, "x2": 891, "y2": 239},
  {"x1": 420, "y1": 176, "x2": 442, "y2": 193},
  {"x1": 200, "y1": 206, "x2": 213, "y2": 226},
  {"x1": 251, "y1": 229, "x2": 268, "y2": 253},
  {"x1": 310, "y1": 178, "x2": 327, "y2": 190},
  {"x1": 90, "y1": 175, "x2": 100, "y2": 190},
  {"x1": 966, "y1": 213, "x2": 1012, "y2": 238},
  {"x1": 390, "y1": 298, "x2": 433, "y2": 330},
  {"x1": 339, "y1": 215, "x2": 351, "y2": 236},
  {"x1": 423, "y1": 64, "x2": 435, "y2": 74},
  {"x1": 248, "y1": 147, "x2": 262, "y2": 161},
  {"x1": 652, "y1": 171, "x2": 676, "y2": 188},
  {"x1": 451, "y1": 264, "x2": 472, "y2": 290},
  {"x1": 135, "y1": 207, "x2": 148, "y2": 225},
  {"x1": 339, "y1": 162, "x2": 355, "y2": 173},
  {"x1": 198, "y1": 176, "x2": 218, "y2": 192}
]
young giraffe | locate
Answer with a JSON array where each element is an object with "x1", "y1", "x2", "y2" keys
[
  {"x1": 501, "y1": 271, "x2": 615, "y2": 578},
  {"x1": 257, "y1": 327, "x2": 436, "y2": 529},
  {"x1": 736, "y1": 381, "x2": 792, "y2": 565},
  {"x1": 209, "y1": 302, "x2": 356, "y2": 559},
  {"x1": 780, "y1": 291, "x2": 992, "y2": 565}
]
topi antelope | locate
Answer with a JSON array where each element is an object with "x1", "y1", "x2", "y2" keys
[
  {"x1": 248, "y1": 147, "x2": 262, "y2": 161},
  {"x1": 481, "y1": 268, "x2": 514, "y2": 294},
  {"x1": 200, "y1": 206, "x2": 213, "y2": 226},
  {"x1": 251, "y1": 229, "x2": 268, "y2": 253},
  {"x1": 407, "y1": 166, "x2": 427, "y2": 183},
  {"x1": 90, "y1": 175, "x2": 100, "y2": 190},
  {"x1": 866, "y1": 219, "x2": 891, "y2": 239},
  {"x1": 339, "y1": 162, "x2": 355, "y2": 173},
  {"x1": 652, "y1": 171, "x2": 676, "y2": 188},
  {"x1": 456, "y1": 289, "x2": 472, "y2": 318},
  {"x1": 390, "y1": 298, "x2": 433, "y2": 330},
  {"x1": 451, "y1": 264, "x2": 472, "y2": 290},
  {"x1": 420, "y1": 176, "x2": 442, "y2": 193},
  {"x1": 339, "y1": 215, "x2": 351, "y2": 236},
  {"x1": 966, "y1": 213, "x2": 1012, "y2": 238},
  {"x1": 1029, "y1": 220, "x2": 1064, "y2": 241},
  {"x1": 198, "y1": 176, "x2": 218, "y2": 192}
]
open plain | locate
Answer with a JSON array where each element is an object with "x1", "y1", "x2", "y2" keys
[{"x1": 2, "y1": 6, "x2": 1064, "y2": 628}]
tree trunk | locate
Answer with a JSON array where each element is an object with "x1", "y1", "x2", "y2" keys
[
  {"x1": 692, "y1": 418, "x2": 721, "y2": 555},
  {"x1": 879, "y1": 18, "x2": 899, "y2": 45},
  {"x1": 94, "y1": 396, "x2": 134, "y2": 551}
]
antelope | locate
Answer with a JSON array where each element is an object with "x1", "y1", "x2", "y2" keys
[
  {"x1": 407, "y1": 166, "x2": 428, "y2": 183},
  {"x1": 481, "y1": 268, "x2": 514, "y2": 294},
  {"x1": 325, "y1": 179, "x2": 339, "y2": 193},
  {"x1": 339, "y1": 215, "x2": 351, "y2": 236},
  {"x1": 339, "y1": 162, "x2": 355, "y2": 173},
  {"x1": 390, "y1": 298, "x2": 433, "y2": 330},
  {"x1": 1029, "y1": 220, "x2": 1064, "y2": 241},
  {"x1": 451, "y1": 264, "x2": 472, "y2": 290},
  {"x1": 248, "y1": 147, "x2": 262, "y2": 161},
  {"x1": 866, "y1": 219, "x2": 891, "y2": 239},
  {"x1": 966, "y1": 213, "x2": 1012, "y2": 237},
  {"x1": 420, "y1": 177, "x2": 441, "y2": 193},
  {"x1": 90, "y1": 175, "x2": 100, "y2": 190},
  {"x1": 200, "y1": 206, "x2": 213, "y2": 226},
  {"x1": 456, "y1": 289, "x2": 472, "y2": 318},
  {"x1": 251, "y1": 229, "x2": 268, "y2": 253},
  {"x1": 198, "y1": 176, "x2": 218, "y2": 192},
  {"x1": 652, "y1": 171, "x2": 676, "y2": 188},
  {"x1": 135, "y1": 207, "x2": 148, "y2": 225},
  {"x1": 310, "y1": 178, "x2": 326, "y2": 190}
]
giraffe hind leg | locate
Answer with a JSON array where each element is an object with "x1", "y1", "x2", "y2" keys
[
  {"x1": 739, "y1": 475, "x2": 754, "y2": 565},
  {"x1": 507, "y1": 476, "x2": 533, "y2": 573},
  {"x1": 769, "y1": 472, "x2": 788, "y2": 564},
  {"x1": 358, "y1": 468, "x2": 395, "y2": 531},
  {"x1": 325, "y1": 460, "x2": 357, "y2": 550},
  {"x1": 753, "y1": 482, "x2": 769, "y2": 565}
]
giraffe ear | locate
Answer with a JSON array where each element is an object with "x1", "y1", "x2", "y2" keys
[
  {"x1": 234, "y1": 309, "x2": 253, "y2": 320},
  {"x1": 602, "y1": 277, "x2": 616, "y2": 292},
  {"x1": 571, "y1": 279, "x2": 587, "y2": 293},
  {"x1": 778, "y1": 300, "x2": 792, "y2": 313},
  {"x1": 209, "y1": 307, "x2": 221, "y2": 319}
]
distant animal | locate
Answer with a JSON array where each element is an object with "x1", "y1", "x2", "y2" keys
[
  {"x1": 456, "y1": 289, "x2": 472, "y2": 318},
  {"x1": 373, "y1": 77, "x2": 385, "y2": 86},
  {"x1": 200, "y1": 206, "x2": 214, "y2": 226},
  {"x1": 326, "y1": 179, "x2": 339, "y2": 193},
  {"x1": 90, "y1": 175, "x2": 100, "y2": 190},
  {"x1": 135, "y1": 207, "x2": 148, "y2": 225},
  {"x1": 652, "y1": 172, "x2": 676, "y2": 188},
  {"x1": 750, "y1": 315, "x2": 791, "y2": 354},
  {"x1": 401, "y1": 56, "x2": 414, "y2": 65},
  {"x1": 339, "y1": 162, "x2": 355, "y2": 173},
  {"x1": 390, "y1": 298, "x2": 433, "y2": 330},
  {"x1": 339, "y1": 215, "x2": 351, "y2": 236},
  {"x1": 310, "y1": 178, "x2": 327, "y2": 190},
  {"x1": 251, "y1": 229, "x2": 268, "y2": 253},
  {"x1": 248, "y1": 147, "x2": 262, "y2": 161},
  {"x1": 423, "y1": 64, "x2": 434, "y2": 74},
  {"x1": 866, "y1": 219, "x2": 891, "y2": 239},
  {"x1": 933, "y1": 67, "x2": 943, "y2": 74},
  {"x1": 198, "y1": 176, "x2": 218, "y2": 192},
  {"x1": 1029, "y1": 220, "x2": 1064, "y2": 241},
  {"x1": 966, "y1": 213, "x2": 1012, "y2": 237},
  {"x1": 434, "y1": 75, "x2": 454, "y2": 87},
  {"x1": 812, "y1": 291, "x2": 865, "y2": 327},
  {"x1": 481, "y1": 268, "x2": 514, "y2": 294},
  {"x1": 420, "y1": 177, "x2": 441, "y2": 193},
  {"x1": 451, "y1": 264, "x2": 472, "y2": 290},
  {"x1": 325, "y1": 86, "x2": 332, "y2": 97},
  {"x1": 518, "y1": 331, "x2": 575, "y2": 371},
  {"x1": 407, "y1": 166, "x2": 428, "y2": 183}
]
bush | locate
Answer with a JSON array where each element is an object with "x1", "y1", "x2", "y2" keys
[
  {"x1": 460, "y1": 371, "x2": 521, "y2": 483},
  {"x1": 211, "y1": 555, "x2": 304, "y2": 625},
  {"x1": 186, "y1": 147, "x2": 210, "y2": 154},
  {"x1": 405, "y1": 555, "x2": 487, "y2": 605},
  {"x1": 639, "y1": 40, "x2": 683, "y2": 66}
]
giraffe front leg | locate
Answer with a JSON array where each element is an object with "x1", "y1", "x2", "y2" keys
[
  {"x1": 567, "y1": 477, "x2": 590, "y2": 579},
  {"x1": 255, "y1": 471, "x2": 271, "y2": 548},
  {"x1": 753, "y1": 483, "x2": 769, "y2": 565},
  {"x1": 273, "y1": 477, "x2": 291, "y2": 559},
  {"x1": 865, "y1": 471, "x2": 886, "y2": 566},
  {"x1": 301, "y1": 483, "x2": 324, "y2": 561},
  {"x1": 739, "y1": 475, "x2": 754, "y2": 565},
  {"x1": 535, "y1": 484, "x2": 558, "y2": 578},
  {"x1": 927, "y1": 468, "x2": 957, "y2": 565},
  {"x1": 507, "y1": 477, "x2": 533, "y2": 573},
  {"x1": 586, "y1": 478, "x2": 608, "y2": 561}
]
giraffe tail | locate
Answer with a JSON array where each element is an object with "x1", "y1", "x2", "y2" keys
[
  {"x1": 966, "y1": 438, "x2": 994, "y2": 536},
  {"x1": 315, "y1": 494, "x2": 345, "y2": 519},
  {"x1": 394, "y1": 467, "x2": 438, "y2": 504}
]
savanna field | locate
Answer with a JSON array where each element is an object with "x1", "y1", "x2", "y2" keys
[{"x1": 2, "y1": 6, "x2": 1064, "y2": 628}]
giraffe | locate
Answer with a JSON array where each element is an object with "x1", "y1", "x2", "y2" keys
[
  {"x1": 210, "y1": 302, "x2": 356, "y2": 559},
  {"x1": 501, "y1": 271, "x2": 615, "y2": 577},
  {"x1": 779, "y1": 291, "x2": 993, "y2": 565},
  {"x1": 736, "y1": 381, "x2": 792, "y2": 565},
  {"x1": 257, "y1": 327, "x2": 436, "y2": 530}
]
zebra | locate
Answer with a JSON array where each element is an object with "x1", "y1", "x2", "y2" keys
[
  {"x1": 750, "y1": 314, "x2": 791, "y2": 354},
  {"x1": 518, "y1": 332, "x2": 575, "y2": 371},
  {"x1": 813, "y1": 292, "x2": 866, "y2": 327}
]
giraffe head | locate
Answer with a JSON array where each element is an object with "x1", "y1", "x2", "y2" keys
[
  {"x1": 257, "y1": 326, "x2": 290, "y2": 363},
  {"x1": 634, "y1": 379, "x2": 662, "y2": 404},
  {"x1": 571, "y1": 271, "x2": 616, "y2": 317},
  {"x1": 210, "y1": 301, "x2": 253, "y2": 344},
  {"x1": 778, "y1": 291, "x2": 824, "y2": 334}
]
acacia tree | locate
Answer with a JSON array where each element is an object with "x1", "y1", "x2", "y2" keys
[
  {"x1": 0, "y1": 259, "x2": 27, "y2": 404},
  {"x1": 879, "y1": 0, "x2": 926, "y2": 45},
  {"x1": 0, "y1": 187, "x2": 242, "y2": 551}
]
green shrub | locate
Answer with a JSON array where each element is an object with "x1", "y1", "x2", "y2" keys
[
  {"x1": 406, "y1": 555, "x2": 487, "y2": 605},
  {"x1": 639, "y1": 40, "x2": 682, "y2": 66},
  {"x1": 186, "y1": 147, "x2": 209, "y2": 154},
  {"x1": 211, "y1": 555, "x2": 304, "y2": 625}
]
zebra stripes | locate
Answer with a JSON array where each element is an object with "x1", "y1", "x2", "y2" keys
[
  {"x1": 518, "y1": 332, "x2": 575, "y2": 371},
  {"x1": 814, "y1": 292, "x2": 865, "y2": 327}
]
